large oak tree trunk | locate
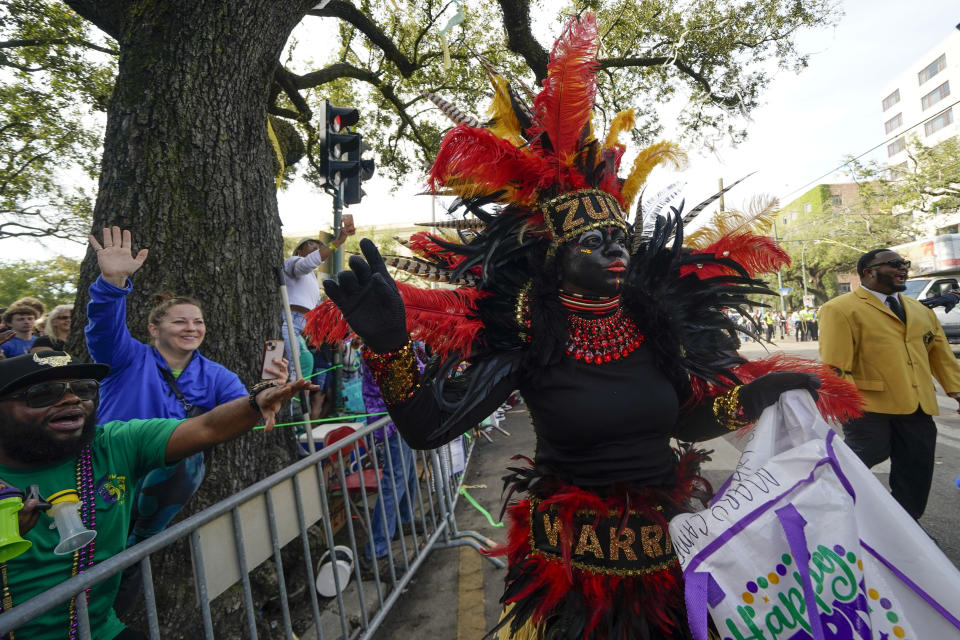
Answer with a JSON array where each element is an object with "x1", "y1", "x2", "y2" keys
[{"x1": 65, "y1": 1, "x2": 316, "y2": 636}]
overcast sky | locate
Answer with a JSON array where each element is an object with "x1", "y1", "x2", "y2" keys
[{"x1": 7, "y1": 1, "x2": 958, "y2": 259}]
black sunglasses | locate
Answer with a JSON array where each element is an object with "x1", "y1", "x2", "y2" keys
[
  {"x1": 2, "y1": 380, "x2": 99, "y2": 408},
  {"x1": 867, "y1": 259, "x2": 910, "y2": 270}
]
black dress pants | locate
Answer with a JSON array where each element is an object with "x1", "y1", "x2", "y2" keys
[{"x1": 841, "y1": 409, "x2": 937, "y2": 519}]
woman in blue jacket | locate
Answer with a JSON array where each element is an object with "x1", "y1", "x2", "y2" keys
[{"x1": 85, "y1": 227, "x2": 252, "y2": 547}]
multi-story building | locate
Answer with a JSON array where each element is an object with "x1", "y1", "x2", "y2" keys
[
  {"x1": 776, "y1": 183, "x2": 865, "y2": 298},
  {"x1": 880, "y1": 24, "x2": 960, "y2": 165},
  {"x1": 776, "y1": 183, "x2": 861, "y2": 230}
]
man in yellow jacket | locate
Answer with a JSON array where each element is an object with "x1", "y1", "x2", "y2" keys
[{"x1": 819, "y1": 248, "x2": 960, "y2": 519}]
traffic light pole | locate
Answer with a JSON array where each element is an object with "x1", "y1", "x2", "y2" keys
[{"x1": 331, "y1": 182, "x2": 345, "y2": 413}]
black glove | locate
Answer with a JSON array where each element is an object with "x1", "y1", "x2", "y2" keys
[
  {"x1": 739, "y1": 372, "x2": 820, "y2": 420},
  {"x1": 921, "y1": 291, "x2": 960, "y2": 313},
  {"x1": 322, "y1": 238, "x2": 408, "y2": 353}
]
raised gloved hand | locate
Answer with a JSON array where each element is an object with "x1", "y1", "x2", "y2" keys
[
  {"x1": 739, "y1": 372, "x2": 821, "y2": 420},
  {"x1": 322, "y1": 238, "x2": 408, "y2": 354},
  {"x1": 921, "y1": 290, "x2": 960, "y2": 313}
]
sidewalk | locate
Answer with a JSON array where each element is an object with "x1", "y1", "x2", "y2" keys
[{"x1": 378, "y1": 406, "x2": 532, "y2": 639}]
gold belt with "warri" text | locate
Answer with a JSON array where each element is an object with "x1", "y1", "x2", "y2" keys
[{"x1": 528, "y1": 497, "x2": 679, "y2": 576}]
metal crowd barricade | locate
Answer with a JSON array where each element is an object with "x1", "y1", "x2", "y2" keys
[{"x1": 0, "y1": 416, "x2": 504, "y2": 639}]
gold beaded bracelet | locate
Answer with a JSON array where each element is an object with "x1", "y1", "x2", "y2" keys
[
  {"x1": 363, "y1": 342, "x2": 420, "y2": 405},
  {"x1": 712, "y1": 385, "x2": 752, "y2": 431},
  {"x1": 248, "y1": 381, "x2": 279, "y2": 411}
]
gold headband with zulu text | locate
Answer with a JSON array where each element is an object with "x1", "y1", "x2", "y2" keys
[{"x1": 541, "y1": 189, "x2": 628, "y2": 243}]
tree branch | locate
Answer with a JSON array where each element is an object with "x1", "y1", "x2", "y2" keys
[
  {"x1": 0, "y1": 52, "x2": 45, "y2": 72},
  {"x1": 598, "y1": 55, "x2": 743, "y2": 108},
  {"x1": 308, "y1": 0, "x2": 417, "y2": 77},
  {"x1": 598, "y1": 55, "x2": 673, "y2": 69},
  {"x1": 672, "y1": 59, "x2": 743, "y2": 108},
  {"x1": 0, "y1": 38, "x2": 117, "y2": 55},
  {"x1": 288, "y1": 64, "x2": 431, "y2": 152},
  {"x1": 497, "y1": 0, "x2": 548, "y2": 83},
  {"x1": 267, "y1": 106, "x2": 302, "y2": 120},
  {"x1": 274, "y1": 66, "x2": 313, "y2": 121},
  {"x1": 291, "y1": 62, "x2": 381, "y2": 89},
  {"x1": 62, "y1": 0, "x2": 129, "y2": 42},
  {"x1": 0, "y1": 209, "x2": 85, "y2": 243}
]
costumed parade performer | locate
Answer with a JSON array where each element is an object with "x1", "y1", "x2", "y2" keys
[{"x1": 307, "y1": 13, "x2": 861, "y2": 639}]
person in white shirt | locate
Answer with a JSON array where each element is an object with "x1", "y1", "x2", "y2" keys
[{"x1": 281, "y1": 215, "x2": 356, "y2": 370}]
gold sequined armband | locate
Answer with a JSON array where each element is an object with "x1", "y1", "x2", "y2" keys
[
  {"x1": 712, "y1": 385, "x2": 751, "y2": 431},
  {"x1": 363, "y1": 342, "x2": 420, "y2": 405}
]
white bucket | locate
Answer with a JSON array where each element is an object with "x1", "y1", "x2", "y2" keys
[{"x1": 315, "y1": 545, "x2": 354, "y2": 597}]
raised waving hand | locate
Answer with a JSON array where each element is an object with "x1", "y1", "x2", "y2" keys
[
  {"x1": 322, "y1": 238, "x2": 407, "y2": 353},
  {"x1": 88, "y1": 226, "x2": 149, "y2": 288}
]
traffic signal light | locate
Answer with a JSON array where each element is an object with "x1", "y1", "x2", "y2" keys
[
  {"x1": 321, "y1": 101, "x2": 376, "y2": 206},
  {"x1": 343, "y1": 137, "x2": 376, "y2": 205}
]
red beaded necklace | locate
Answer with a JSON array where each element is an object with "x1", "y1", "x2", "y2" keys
[{"x1": 560, "y1": 293, "x2": 644, "y2": 364}]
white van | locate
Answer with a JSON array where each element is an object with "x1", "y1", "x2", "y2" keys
[{"x1": 902, "y1": 273, "x2": 960, "y2": 345}]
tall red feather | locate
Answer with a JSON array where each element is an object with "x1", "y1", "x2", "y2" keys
[
  {"x1": 681, "y1": 232, "x2": 790, "y2": 279},
  {"x1": 303, "y1": 283, "x2": 487, "y2": 360},
  {"x1": 427, "y1": 125, "x2": 553, "y2": 206},
  {"x1": 529, "y1": 14, "x2": 599, "y2": 183}
]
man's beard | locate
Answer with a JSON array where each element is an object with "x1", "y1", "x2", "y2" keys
[
  {"x1": 877, "y1": 271, "x2": 907, "y2": 292},
  {"x1": 0, "y1": 413, "x2": 97, "y2": 465}
]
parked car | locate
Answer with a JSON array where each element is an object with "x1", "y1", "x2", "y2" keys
[{"x1": 903, "y1": 273, "x2": 960, "y2": 346}]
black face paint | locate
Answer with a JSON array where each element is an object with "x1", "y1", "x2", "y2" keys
[{"x1": 559, "y1": 227, "x2": 630, "y2": 298}]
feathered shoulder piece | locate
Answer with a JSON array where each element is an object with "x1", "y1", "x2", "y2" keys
[{"x1": 624, "y1": 207, "x2": 861, "y2": 422}]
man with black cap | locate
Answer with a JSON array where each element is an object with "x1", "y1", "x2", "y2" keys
[{"x1": 0, "y1": 351, "x2": 314, "y2": 640}]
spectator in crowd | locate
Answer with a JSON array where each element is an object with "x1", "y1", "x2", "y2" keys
[
  {"x1": 819, "y1": 249, "x2": 960, "y2": 519},
  {"x1": 83, "y1": 227, "x2": 286, "y2": 609},
  {"x1": 45, "y1": 304, "x2": 74, "y2": 344},
  {"x1": 792, "y1": 309, "x2": 805, "y2": 341},
  {"x1": 10, "y1": 296, "x2": 45, "y2": 320},
  {"x1": 1, "y1": 305, "x2": 39, "y2": 357},
  {"x1": 308, "y1": 340, "x2": 336, "y2": 421},
  {"x1": 0, "y1": 350, "x2": 312, "y2": 640},
  {"x1": 281, "y1": 215, "x2": 356, "y2": 377},
  {"x1": 762, "y1": 310, "x2": 774, "y2": 342},
  {"x1": 808, "y1": 306, "x2": 819, "y2": 341}
]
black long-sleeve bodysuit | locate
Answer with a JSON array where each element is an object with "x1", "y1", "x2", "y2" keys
[{"x1": 389, "y1": 342, "x2": 727, "y2": 488}]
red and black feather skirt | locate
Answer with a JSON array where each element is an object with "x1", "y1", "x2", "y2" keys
[{"x1": 487, "y1": 447, "x2": 713, "y2": 640}]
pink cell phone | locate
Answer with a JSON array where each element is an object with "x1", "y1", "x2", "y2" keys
[{"x1": 261, "y1": 340, "x2": 285, "y2": 379}]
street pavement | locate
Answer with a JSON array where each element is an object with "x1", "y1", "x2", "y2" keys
[{"x1": 379, "y1": 338, "x2": 960, "y2": 639}]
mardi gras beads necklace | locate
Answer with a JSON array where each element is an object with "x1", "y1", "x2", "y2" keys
[{"x1": 0, "y1": 445, "x2": 96, "y2": 640}]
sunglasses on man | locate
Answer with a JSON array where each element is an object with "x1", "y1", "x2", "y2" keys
[
  {"x1": 867, "y1": 259, "x2": 910, "y2": 270},
  {"x1": 1, "y1": 380, "x2": 99, "y2": 408}
]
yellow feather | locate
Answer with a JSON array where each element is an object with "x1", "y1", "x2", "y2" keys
[
  {"x1": 621, "y1": 141, "x2": 687, "y2": 208},
  {"x1": 486, "y1": 75, "x2": 525, "y2": 147},
  {"x1": 603, "y1": 109, "x2": 635, "y2": 149},
  {"x1": 685, "y1": 195, "x2": 780, "y2": 249}
]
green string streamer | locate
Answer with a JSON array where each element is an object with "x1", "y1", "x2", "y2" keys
[
  {"x1": 253, "y1": 411, "x2": 389, "y2": 431},
  {"x1": 304, "y1": 364, "x2": 342, "y2": 379},
  {"x1": 459, "y1": 487, "x2": 503, "y2": 528}
]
